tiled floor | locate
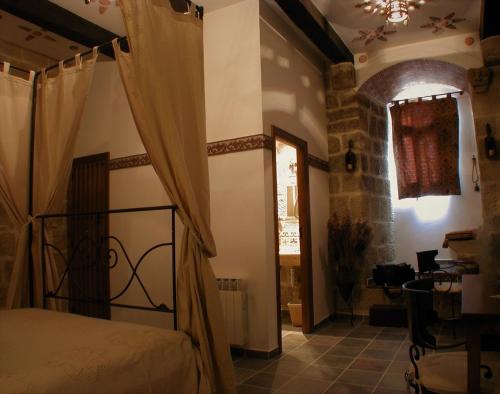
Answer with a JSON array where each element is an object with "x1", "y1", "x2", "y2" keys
[{"x1": 234, "y1": 317, "x2": 462, "y2": 394}]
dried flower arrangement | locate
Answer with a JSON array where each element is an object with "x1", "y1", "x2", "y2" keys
[{"x1": 328, "y1": 214, "x2": 373, "y2": 306}]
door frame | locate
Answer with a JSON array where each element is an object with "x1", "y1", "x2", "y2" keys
[{"x1": 271, "y1": 125, "x2": 314, "y2": 351}]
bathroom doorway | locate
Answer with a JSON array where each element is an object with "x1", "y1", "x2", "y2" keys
[{"x1": 272, "y1": 126, "x2": 313, "y2": 350}]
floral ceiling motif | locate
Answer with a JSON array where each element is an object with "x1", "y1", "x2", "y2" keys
[
  {"x1": 18, "y1": 25, "x2": 56, "y2": 42},
  {"x1": 420, "y1": 12, "x2": 466, "y2": 34},
  {"x1": 86, "y1": 0, "x2": 120, "y2": 14},
  {"x1": 353, "y1": 25, "x2": 397, "y2": 46}
]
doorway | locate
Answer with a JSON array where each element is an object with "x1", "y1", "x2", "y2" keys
[{"x1": 272, "y1": 126, "x2": 313, "y2": 350}]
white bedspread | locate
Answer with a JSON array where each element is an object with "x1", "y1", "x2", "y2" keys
[{"x1": 0, "y1": 308, "x2": 205, "y2": 394}]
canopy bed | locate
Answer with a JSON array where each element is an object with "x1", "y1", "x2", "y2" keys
[{"x1": 0, "y1": 1, "x2": 235, "y2": 393}]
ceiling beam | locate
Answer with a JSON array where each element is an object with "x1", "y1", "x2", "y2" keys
[
  {"x1": 273, "y1": 0, "x2": 353, "y2": 64},
  {"x1": 481, "y1": 0, "x2": 500, "y2": 40},
  {"x1": 0, "y1": 0, "x2": 122, "y2": 58}
]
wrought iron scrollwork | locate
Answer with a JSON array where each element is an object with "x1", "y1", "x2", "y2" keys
[{"x1": 39, "y1": 205, "x2": 178, "y2": 328}]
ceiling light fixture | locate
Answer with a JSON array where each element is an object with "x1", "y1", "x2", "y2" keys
[
  {"x1": 385, "y1": 0, "x2": 409, "y2": 25},
  {"x1": 355, "y1": 0, "x2": 428, "y2": 26}
]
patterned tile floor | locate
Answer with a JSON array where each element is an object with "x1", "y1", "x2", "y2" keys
[{"x1": 233, "y1": 317, "x2": 462, "y2": 394}]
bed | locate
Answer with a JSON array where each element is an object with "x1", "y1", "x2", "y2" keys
[
  {"x1": 0, "y1": 308, "x2": 203, "y2": 394},
  {"x1": 0, "y1": 205, "x2": 210, "y2": 394}
]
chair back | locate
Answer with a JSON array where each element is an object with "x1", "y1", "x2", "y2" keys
[
  {"x1": 403, "y1": 278, "x2": 437, "y2": 349},
  {"x1": 416, "y1": 249, "x2": 439, "y2": 274}
]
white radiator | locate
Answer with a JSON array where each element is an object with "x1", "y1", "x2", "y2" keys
[{"x1": 217, "y1": 278, "x2": 247, "y2": 347}]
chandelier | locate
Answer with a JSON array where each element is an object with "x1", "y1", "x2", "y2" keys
[{"x1": 355, "y1": 0, "x2": 429, "y2": 25}]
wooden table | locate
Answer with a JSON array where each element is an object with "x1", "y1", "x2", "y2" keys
[{"x1": 461, "y1": 274, "x2": 500, "y2": 394}]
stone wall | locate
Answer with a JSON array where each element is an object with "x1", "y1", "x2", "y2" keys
[
  {"x1": 470, "y1": 36, "x2": 500, "y2": 286},
  {"x1": 0, "y1": 204, "x2": 16, "y2": 306},
  {"x1": 326, "y1": 62, "x2": 395, "y2": 313},
  {"x1": 326, "y1": 62, "x2": 394, "y2": 268}
]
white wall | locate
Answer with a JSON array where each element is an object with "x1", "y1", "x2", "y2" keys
[
  {"x1": 259, "y1": 1, "x2": 332, "y2": 325},
  {"x1": 388, "y1": 90, "x2": 483, "y2": 268},
  {"x1": 204, "y1": 0, "x2": 279, "y2": 352},
  {"x1": 75, "y1": 60, "x2": 177, "y2": 329}
]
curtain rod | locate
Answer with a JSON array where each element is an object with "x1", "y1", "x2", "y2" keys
[
  {"x1": 0, "y1": 61, "x2": 32, "y2": 75},
  {"x1": 36, "y1": 36, "x2": 128, "y2": 76},
  {"x1": 390, "y1": 90, "x2": 464, "y2": 106}
]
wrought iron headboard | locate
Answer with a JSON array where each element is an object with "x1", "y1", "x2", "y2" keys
[{"x1": 36, "y1": 205, "x2": 178, "y2": 330}]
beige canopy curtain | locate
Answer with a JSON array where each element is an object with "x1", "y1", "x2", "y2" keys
[
  {"x1": 31, "y1": 51, "x2": 98, "y2": 307},
  {"x1": 112, "y1": 1, "x2": 235, "y2": 393},
  {"x1": 1, "y1": 64, "x2": 35, "y2": 308}
]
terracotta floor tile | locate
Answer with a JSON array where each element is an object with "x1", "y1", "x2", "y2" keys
[
  {"x1": 277, "y1": 376, "x2": 332, "y2": 394},
  {"x1": 235, "y1": 357, "x2": 275, "y2": 371},
  {"x1": 324, "y1": 383, "x2": 372, "y2": 394},
  {"x1": 237, "y1": 384, "x2": 272, "y2": 394},
  {"x1": 235, "y1": 368, "x2": 258, "y2": 384},
  {"x1": 242, "y1": 372, "x2": 293, "y2": 390},
  {"x1": 377, "y1": 372, "x2": 407, "y2": 390},
  {"x1": 360, "y1": 348, "x2": 396, "y2": 360},
  {"x1": 299, "y1": 364, "x2": 343, "y2": 380},
  {"x1": 327, "y1": 345, "x2": 364, "y2": 357},
  {"x1": 349, "y1": 357, "x2": 391, "y2": 372},
  {"x1": 338, "y1": 369, "x2": 383, "y2": 386},
  {"x1": 314, "y1": 354, "x2": 354, "y2": 369}
]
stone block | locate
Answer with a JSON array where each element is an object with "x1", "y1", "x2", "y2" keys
[
  {"x1": 370, "y1": 157, "x2": 381, "y2": 176},
  {"x1": 328, "y1": 118, "x2": 362, "y2": 134},
  {"x1": 329, "y1": 62, "x2": 356, "y2": 90},
  {"x1": 362, "y1": 175, "x2": 375, "y2": 191},
  {"x1": 376, "y1": 119, "x2": 388, "y2": 141},
  {"x1": 370, "y1": 197, "x2": 381, "y2": 221},
  {"x1": 369, "y1": 117, "x2": 377, "y2": 138},
  {"x1": 329, "y1": 153, "x2": 345, "y2": 173},
  {"x1": 380, "y1": 198, "x2": 393, "y2": 222},
  {"x1": 329, "y1": 175, "x2": 340, "y2": 194},
  {"x1": 361, "y1": 153, "x2": 369, "y2": 172},
  {"x1": 342, "y1": 132, "x2": 369, "y2": 152},
  {"x1": 349, "y1": 194, "x2": 370, "y2": 219},
  {"x1": 372, "y1": 140, "x2": 383, "y2": 156},
  {"x1": 328, "y1": 135, "x2": 341, "y2": 154},
  {"x1": 342, "y1": 175, "x2": 363, "y2": 193},
  {"x1": 330, "y1": 107, "x2": 360, "y2": 122},
  {"x1": 326, "y1": 92, "x2": 340, "y2": 109},
  {"x1": 340, "y1": 89, "x2": 358, "y2": 107},
  {"x1": 330, "y1": 195, "x2": 350, "y2": 215}
]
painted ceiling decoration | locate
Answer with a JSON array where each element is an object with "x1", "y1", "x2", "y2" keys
[
  {"x1": 353, "y1": 25, "x2": 397, "y2": 46},
  {"x1": 420, "y1": 12, "x2": 466, "y2": 34},
  {"x1": 312, "y1": 0, "x2": 480, "y2": 54},
  {"x1": 0, "y1": 11, "x2": 85, "y2": 66},
  {"x1": 18, "y1": 25, "x2": 57, "y2": 42},
  {"x1": 84, "y1": 0, "x2": 120, "y2": 15}
]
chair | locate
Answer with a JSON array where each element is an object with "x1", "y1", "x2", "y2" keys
[
  {"x1": 402, "y1": 278, "x2": 498, "y2": 394},
  {"x1": 416, "y1": 250, "x2": 462, "y2": 319}
]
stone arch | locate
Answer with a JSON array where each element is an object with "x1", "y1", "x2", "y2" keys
[{"x1": 358, "y1": 59, "x2": 469, "y2": 104}]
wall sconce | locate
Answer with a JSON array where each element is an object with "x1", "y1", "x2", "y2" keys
[
  {"x1": 485, "y1": 123, "x2": 497, "y2": 159},
  {"x1": 345, "y1": 139, "x2": 357, "y2": 172}
]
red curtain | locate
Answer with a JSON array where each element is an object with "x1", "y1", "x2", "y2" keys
[{"x1": 390, "y1": 96, "x2": 460, "y2": 199}]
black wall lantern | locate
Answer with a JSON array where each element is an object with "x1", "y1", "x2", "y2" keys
[
  {"x1": 345, "y1": 139, "x2": 357, "y2": 172},
  {"x1": 485, "y1": 123, "x2": 497, "y2": 159}
]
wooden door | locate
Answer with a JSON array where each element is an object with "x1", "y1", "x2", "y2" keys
[
  {"x1": 272, "y1": 126, "x2": 314, "y2": 350},
  {"x1": 68, "y1": 153, "x2": 110, "y2": 319}
]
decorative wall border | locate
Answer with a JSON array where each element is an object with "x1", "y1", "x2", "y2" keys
[
  {"x1": 207, "y1": 134, "x2": 274, "y2": 156},
  {"x1": 109, "y1": 153, "x2": 150, "y2": 170},
  {"x1": 308, "y1": 155, "x2": 329, "y2": 172},
  {"x1": 109, "y1": 134, "x2": 329, "y2": 173}
]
